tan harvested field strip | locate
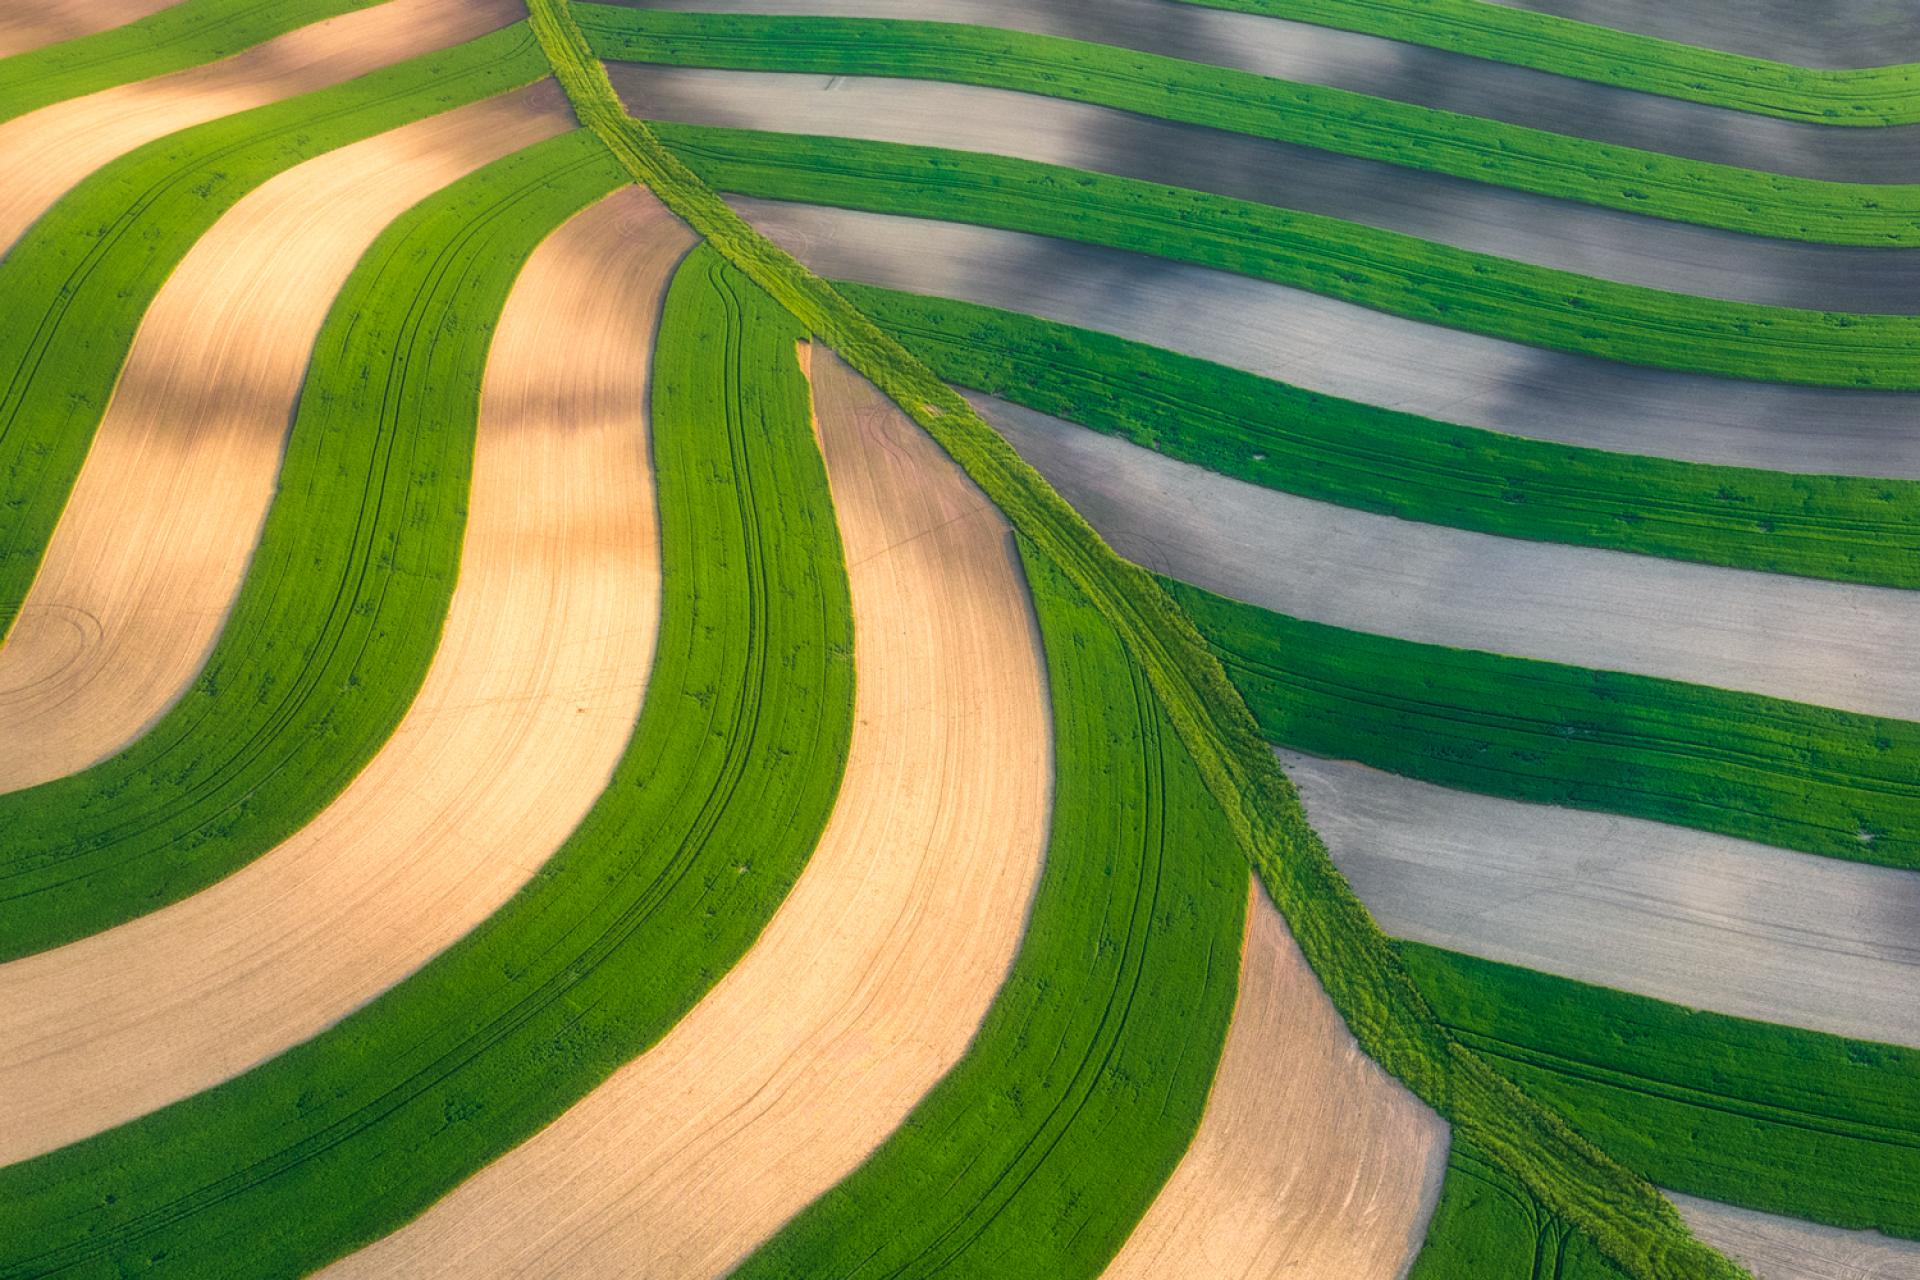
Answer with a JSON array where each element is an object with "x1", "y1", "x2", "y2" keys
[
  {"x1": 1106, "y1": 880, "x2": 1447, "y2": 1279},
  {"x1": 0, "y1": 0, "x2": 523, "y2": 253},
  {"x1": 0, "y1": 0, "x2": 182, "y2": 58},
  {"x1": 0, "y1": 187, "x2": 680, "y2": 1164},
  {"x1": 736, "y1": 201, "x2": 1920, "y2": 477},
  {"x1": 617, "y1": 67, "x2": 1917, "y2": 313},
  {"x1": 0, "y1": 87, "x2": 573, "y2": 795},
  {"x1": 977, "y1": 394, "x2": 1920, "y2": 720},
  {"x1": 1671, "y1": 1192, "x2": 1920, "y2": 1279},
  {"x1": 1286, "y1": 750, "x2": 1920, "y2": 1047},
  {"x1": 339, "y1": 351, "x2": 1051, "y2": 1277},
  {"x1": 624, "y1": 0, "x2": 1920, "y2": 180}
]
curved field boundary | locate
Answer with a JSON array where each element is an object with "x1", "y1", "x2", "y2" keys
[
  {"x1": 847, "y1": 285, "x2": 1920, "y2": 589},
  {"x1": 1173, "y1": 0, "x2": 1920, "y2": 125},
  {"x1": 1173, "y1": 579, "x2": 1920, "y2": 869},
  {"x1": 0, "y1": 0, "x2": 181, "y2": 61},
  {"x1": 1405, "y1": 947, "x2": 1920, "y2": 1243},
  {"x1": 584, "y1": 9, "x2": 1920, "y2": 246},
  {"x1": 0, "y1": 186, "x2": 675, "y2": 1164},
  {"x1": 1106, "y1": 879, "x2": 1447, "y2": 1278},
  {"x1": 652, "y1": 124, "x2": 1920, "y2": 387},
  {"x1": 0, "y1": 87, "x2": 572, "y2": 794},
  {"x1": 1412, "y1": 1142, "x2": 1634, "y2": 1279},
  {"x1": 0, "y1": 244, "x2": 855, "y2": 1278},
  {"x1": 0, "y1": 124, "x2": 593, "y2": 962},
  {"x1": 530, "y1": 4, "x2": 1745, "y2": 1276},
  {"x1": 1674, "y1": 1195, "x2": 1920, "y2": 1278},
  {"x1": 0, "y1": 0, "x2": 418, "y2": 123},
  {"x1": 727, "y1": 536, "x2": 1242, "y2": 1278},
  {"x1": 0, "y1": 23, "x2": 548, "y2": 643}
]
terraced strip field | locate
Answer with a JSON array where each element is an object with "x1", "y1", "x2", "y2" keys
[
  {"x1": 0, "y1": 186, "x2": 675, "y2": 1163},
  {"x1": 0, "y1": 244, "x2": 854, "y2": 1277},
  {"x1": 588, "y1": 9, "x2": 1920, "y2": 245},
  {"x1": 0, "y1": 129, "x2": 611, "y2": 961},
  {"x1": 722, "y1": 538, "x2": 1241, "y2": 1278},
  {"x1": 0, "y1": 0, "x2": 524, "y2": 251},
  {"x1": 0, "y1": 25, "x2": 550, "y2": 641},
  {"x1": 1107, "y1": 881, "x2": 1447, "y2": 1278},
  {"x1": 0, "y1": 88, "x2": 572, "y2": 793},
  {"x1": 856, "y1": 287, "x2": 1920, "y2": 586},
  {"x1": 348, "y1": 340, "x2": 1051, "y2": 1275}
]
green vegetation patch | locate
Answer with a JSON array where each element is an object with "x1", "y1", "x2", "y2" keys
[
  {"x1": 847, "y1": 283, "x2": 1920, "y2": 589},
  {"x1": 1172, "y1": 579, "x2": 1920, "y2": 869},
  {"x1": 0, "y1": 244, "x2": 855, "y2": 1277},
  {"x1": 1404, "y1": 945, "x2": 1920, "y2": 1240},
  {"x1": 1412, "y1": 1143, "x2": 1634, "y2": 1280},
  {"x1": 0, "y1": 23, "x2": 548, "y2": 640},
  {"x1": 586, "y1": 7, "x2": 1920, "y2": 245},
  {"x1": 655, "y1": 122, "x2": 1920, "y2": 388},
  {"x1": 529, "y1": 4, "x2": 1745, "y2": 1274},
  {"x1": 0, "y1": 0, "x2": 414, "y2": 123},
  {"x1": 1178, "y1": 0, "x2": 1920, "y2": 126},
  {"x1": 0, "y1": 126, "x2": 608, "y2": 961},
  {"x1": 738, "y1": 537, "x2": 1244, "y2": 1278}
]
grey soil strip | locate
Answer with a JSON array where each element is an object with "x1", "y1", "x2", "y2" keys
[
  {"x1": 621, "y1": 0, "x2": 1920, "y2": 181},
  {"x1": 737, "y1": 200, "x2": 1920, "y2": 478},
  {"x1": 1670, "y1": 1193, "x2": 1920, "y2": 1278},
  {"x1": 1487, "y1": 0, "x2": 1920, "y2": 69},
  {"x1": 1285, "y1": 748, "x2": 1920, "y2": 1048},
  {"x1": 969, "y1": 393, "x2": 1920, "y2": 720},
  {"x1": 617, "y1": 66, "x2": 1918, "y2": 313}
]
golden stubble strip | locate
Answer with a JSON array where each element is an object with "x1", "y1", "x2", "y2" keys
[
  {"x1": 0, "y1": 85, "x2": 574, "y2": 794},
  {"x1": 0, "y1": 0, "x2": 183, "y2": 58},
  {"x1": 1105, "y1": 879, "x2": 1449, "y2": 1279},
  {"x1": 334, "y1": 351, "x2": 1054, "y2": 1277},
  {"x1": 0, "y1": 0, "x2": 525, "y2": 252},
  {"x1": 0, "y1": 187, "x2": 685, "y2": 1165}
]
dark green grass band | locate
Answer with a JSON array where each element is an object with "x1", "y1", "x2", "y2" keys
[
  {"x1": 846, "y1": 283, "x2": 1920, "y2": 590},
  {"x1": 1411, "y1": 1142, "x2": 1633, "y2": 1279},
  {"x1": 738, "y1": 537, "x2": 1244, "y2": 1278},
  {"x1": 0, "y1": 120, "x2": 585, "y2": 963},
  {"x1": 1177, "y1": 0, "x2": 1920, "y2": 126},
  {"x1": 530, "y1": 3, "x2": 1744, "y2": 1273},
  {"x1": 1172, "y1": 578, "x2": 1920, "y2": 870},
  {"x1": 0, "y1": 23, "x2": 548, "y2": 642},
  {"x1": 585, "y1": 8, "x2": 1920, "y2": 246},
  {"x1": 0, "y1": 244, "x2": 855, "y2": 1278},
  {"x1": 653, "y1": 122, "x2": 1920, "y2": 388},
  {"x1": 1404, "y1": 945, "x2": 1920, "y2": 1241},
  {"x1": 0, "y1": 0, "x2": 395, "y2": 123}
]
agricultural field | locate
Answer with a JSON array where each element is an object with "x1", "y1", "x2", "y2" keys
[{"x1": 0, "y1": 1, "x2": 1913, "y2": 1277}]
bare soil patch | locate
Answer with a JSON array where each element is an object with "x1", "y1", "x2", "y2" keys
[
  {"x1": 0, "y1": 0, "x2": 181, "y2": 59},
  {"x1": 1673, "y1": 1193, "x2": 1920, "y2": 1279}
]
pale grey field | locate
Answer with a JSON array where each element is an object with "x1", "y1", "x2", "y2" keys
[{"x1": 1672, "y1": 1193, "x2": 1920, "y2": 1279}]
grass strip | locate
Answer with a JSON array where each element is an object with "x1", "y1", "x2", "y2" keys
[
  {"x1": 0, "y1": 125, "x2": 601, "y2": 962},
  {"x1": 0, "y1": 243, "x2": 855, "y2": 1277},
  {"x1": 736, "y1": 536, "x2": 1244, "y2": 1278},
  {"x1": 1177, "y1": 0, "x2": 1920, "y2": 126},
  {"x1": 0, "y1": 0, "x2": 397, "y2": 123},
  {"x1": 528, "y1": 2, "x2": 1748, "y2": 1274},
  {"x1": 1402, "y1": 945, "x2": 1920, "y2": 1240},
  {"x1": 0, "y1": 22, "x2": 548, "y2": 641},
  {"x1": 1411, "y1": 1142, "x2": 1633, "y2": 1279},
  {"x1": 583, "y1": 8, "x2": 1920, "y2": 246},
  {"x1": 1172, "y1": 578, "x2": 1920, "y2": 870},
  {"x1": 651, "y1": 122, "x2": 1920, "y2": 389},
  {"x1": 846, "y1": 283, "x2": 1920, "y2": 589}
]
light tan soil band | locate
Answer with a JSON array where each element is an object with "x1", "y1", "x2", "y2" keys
[{"x1": 0, "y1": 0, "x2": 182, "y2": 59}]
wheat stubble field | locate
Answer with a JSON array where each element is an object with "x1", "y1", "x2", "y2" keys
[{"x1": 0, "y1": 1, "x2": 1915, "y2": 1278}]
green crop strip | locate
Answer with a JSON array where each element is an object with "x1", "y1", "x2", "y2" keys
[
  {"x1": 0, "y1": 124, "x2": 597, "y2": 962},
  {"x1": 1176, "y1": 0, "x2": 1920, "y2": 126},
  {"x1": 0, "y1": 23, "x2": 547, "y2": 643},
  {"x1": 1173, "y1": 579, "x2": 1920, "y2": 870},
  {"x1": 0, "y1": 244, "x2": 855, "y2": 1277},
  {"x1": 1403, "y1": 946, "x2": 1920, "y2": 1241},
  {"x1": 583, "y1": 8, "x2": 1920, "y2": 246},
  {"x1": 651, "y1": 123, "x2": 1920, "y2": 389},
  {"x1": 0, "y1": 0, "x2": 408, "y2": 123},
  {"x1": 738, "y1": 537, "x2": 1244, "y2": 1278},
  {"x1": 1411, "y1": 1143, "x2": 1633, "y2": 1279},
  {"x1": 530, "y1": 3, "x2": 1746, "y2": 1274},
  {"x1": 846, "y1": 284, "x2": 1920, "y2": 590}
]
